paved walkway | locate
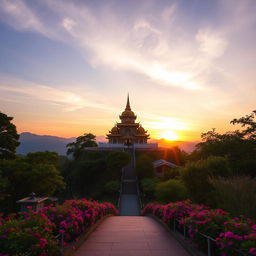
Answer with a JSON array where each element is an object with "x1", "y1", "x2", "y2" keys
[{"x1": 73, "y1": 216, "x2": 190, "y2": 256}]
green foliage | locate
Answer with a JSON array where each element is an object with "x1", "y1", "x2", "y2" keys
[
  {"x1": 230, "y1": 109, "x2": 256, "y2": 139},
  {"x1": 136, "y1": 154, "x2": 154, "y2": 179},
  {"x1": 107, "y1": 150, "x2": 130, "y2": 172},
  {"x1": 155, "y1": 179, "x2": 188, "y2": 203},
  {"x1": 191, "y1": 110, "x2": 256, "y2": 177},
  {"x1": 0, "y1": 168, "x2": 9, "y2": 200},
  {"x1": 163, "y1": 167, "x2": 180, "y2": 180},
  {"x1": 104, "y1": 180, "x2": 120, "y2": 195},
  {"x1": 26, "y1": 151, "x2": 59, "y2": 167},
  {"x1": 136, "y1": 147, "x2": 187, "y2": 166},
  {"x1": 0, "y1": 155, "x2": 65, "y2": 213},
  {"x1": 0, "y1": 112, "x2": 20, "y2": 159},
  {"x1": 210, "y1": 176, "x2": 256, "y2": 220},
  {"x1": 141, "y1": 178, "x2": 158, "y2": 199},
  {"x1": 65, "y1": 150, "x2": 129, "y2": 199},
  {"x1": 0, "y1": 211, "x2": 60, "y2": 256},
  {"x1": 69, "y1": 159, "x2": 106, "y2": 197},
  {"x1": 181, "y1": 156, "x2": 231, "y2": 205},
  {"x1": 66, "y1": 133, "x2": 97, "y2": 159}
]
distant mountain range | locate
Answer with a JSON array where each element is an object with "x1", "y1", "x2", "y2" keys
[
  {"x1": 17, "y1": 132, "x2": 198, "y2": 155},
  {"x1": 17, "y1": 132, "x2": 75, "y2": 155}
]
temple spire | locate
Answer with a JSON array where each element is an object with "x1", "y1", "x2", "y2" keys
[{"x1": 125, "y1": 94, "x2": 131, "y2": 111}]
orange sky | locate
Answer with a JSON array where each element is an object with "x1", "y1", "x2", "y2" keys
[{"x1": 0, "y1": 0, "x2": 255, "y2": 142}]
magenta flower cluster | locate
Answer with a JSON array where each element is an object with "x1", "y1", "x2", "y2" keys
[
  {"x1": 0, "y1": 199, "x2": 118, "y2": 256},
  {"x1": 142, "y1": 200, "x2": 256, "y2": 256}
]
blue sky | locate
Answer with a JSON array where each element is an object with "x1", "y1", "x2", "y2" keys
[{"x1": 0, "y1": 0, "x2": 255, "y2": 141}]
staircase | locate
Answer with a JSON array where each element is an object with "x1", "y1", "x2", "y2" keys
[{"x1": 119, "y1": 147, "x2": 141, "y2": 216}]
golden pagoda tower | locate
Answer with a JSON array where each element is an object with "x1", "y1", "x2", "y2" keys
[{"x1": 107, "y1": 95, "x2": 150, "y2": 145}]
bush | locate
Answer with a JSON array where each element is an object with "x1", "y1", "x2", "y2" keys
[
  {"x1": 182, "y1": 156, "x2": 231, "y2": 205},
  {"x1": 141, "y1": 178, "x2": 158, "y2": 199},
  {"x1": 142, "y1": 201, "x2": 256, "y2": 256},
  {"x1": 0, "y1": 210, "x2": 60, "y2": 256},
  {"x1": 0, "y1": 199, "x2": 118, "y2": 255},
  {"x1": 155, "y1": 179, "x2": 188, "y2": 203},
  {"x1": 210, "y1": 176, "x2": 256, "y2": 220},
  {"x1": 136, "y1": 154, "x2": 154, "y2": 179},
  {"x1": 104, "y1": 180, "x2": 120, "y2": 195},
  {"x1": 163, "y1": 167, "x2": 180, "y2": 180}
]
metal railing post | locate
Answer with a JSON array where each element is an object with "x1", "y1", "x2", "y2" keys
[
  {"x1": 207, "y1": 237, "x2": 211, "y2": 256},
  {"x1": 183, "y1": 224, "x2": 186, "y2": 237},
  {"x1": 60, "y1": 232, "x2": 64, "y2": 256}
]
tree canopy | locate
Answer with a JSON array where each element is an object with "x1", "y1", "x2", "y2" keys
[
  {"x1": 66, "y1": 133, "x2": 97, "y2": 159},
  {"x1": 190, "y1": 110, "x2": 256, "y2": 176},
  {"x1": 0, "y1": 153, "x2": 66, "y2": 213},
  {"x1": 0, "y1": 112, "x2": 20, "y2": 159}
]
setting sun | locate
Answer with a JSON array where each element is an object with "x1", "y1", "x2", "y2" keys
[{"x1": 160, "y1": 131, "x2": 179, "y2": 141}]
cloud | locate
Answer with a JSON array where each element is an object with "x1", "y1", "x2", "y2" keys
[
  {"x1": 62, "y1": 17, "x2": 76, "y2": 32},
  {"x1": 196, "y1": 28, "x2": 228, "y2": 58},
  {"x1": 0, "y1": 0, "x2": 255, "y2": 93},
  {"x1": 0, "y1": 77, "x2": 114, "y2": 112}
]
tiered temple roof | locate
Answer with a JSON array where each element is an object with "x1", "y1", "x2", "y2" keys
[{"x1": 107, "y1": 95, "x2": 150, "y2": 145}]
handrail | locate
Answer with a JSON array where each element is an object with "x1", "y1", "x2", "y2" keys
[
  {"x1": 117, "y1": 167, "x2": 124, "y2": 210},
  {"x1": 154, "y1": 215, "x2": 249, "y2": 256},
  {"x1": 132, "y1": 145, "x2": 143, "y2": 210},
  {"x1": 171, "y1": 217, "x2": 249, "y2": 256}
]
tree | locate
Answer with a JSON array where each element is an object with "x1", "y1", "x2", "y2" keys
[
  {"x1": 26, "y1": 151, "x2": 59, "y2": 167},
  {"x1": 136, "y1": 154, "x2": 154, "y2": 179},
  {"x1": 66, "y1": 133, "x2": 97, "y2": 159},
  {"x1": 155, "y1": 179, "x2": 188, "y2": 203},
  {"x1": 190, "y1": 111, "x2": 256, "y2": 176},
  {"x1": 231, "y1": 110, "x2": 256, "y2": 139},
  {"x1": 181, "y1": 156, "x2": 231, "y2": 205},
  {"x1": 0, "y1": 112, "x2": 20, "y2": 159},
  {"x1": 106, "y1": 150, "x2": 130, "y2": 173},
  {"x1": 0, "y1": 156, "x2": 66, "y2": 213}
]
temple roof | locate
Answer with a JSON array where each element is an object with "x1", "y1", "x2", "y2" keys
[
  {"x1": 120, "y1": 94, "x2": 136, "y2": 120},
  {"x1": 126, "y1": 94, "x2": 131, "y2": 111}
]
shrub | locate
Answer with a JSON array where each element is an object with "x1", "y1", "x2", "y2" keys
[
  {"x1": 182, "y1": 156, "x2": 231, "y2": 205},
  {"x1": 0, "y1": 199, "x2": 118, "y2": 255},
  {"x1": 210, "y1": 176, "x2": 256, "y2": 220},
  {"x1": 141, "y1": 178, "x2": 158, "y2": 199},
  {"x1": 163, "y1": 167, "x2": 180, "y2": 180},
  {"x1": 136, "y1": 154, "x2": 154, "y2": 179},
  {"x1": 0, "y1": 210, "x2": 60, "y2": 256},
  {"x1": 155, "y1": 179, "x2": 188, "y2": 203},
  {"x1": 104, "y1": 180, "x2": 120, "y2": 195},
  {"x1": 142, "y1": 201, "x2": 256, "y2": 256}
]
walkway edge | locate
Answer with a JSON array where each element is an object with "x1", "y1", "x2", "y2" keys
[
  {"x1": 146, "y1": 214, "x2": 206, "y2": 256},
  {"x1": 63, "y1": 214, "x2": 114, "y2": 256}
]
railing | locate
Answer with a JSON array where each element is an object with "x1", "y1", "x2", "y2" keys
[
  {"x1": 132, "y1": 145, "x2": 143, "y2": 210},
  {"x1": 117, "y1": 167, "x2": 124, "y2": 210},
  {"x1": 24, "y1": 232, "x2": 64, "y2": 256},
  {"x1": 169, "y1": 218, "x2": 249, "y2": 256}
]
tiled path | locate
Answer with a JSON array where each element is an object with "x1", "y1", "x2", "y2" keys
[{"x1": 73, "y1": 216, "x2": 190, "y2": 256}]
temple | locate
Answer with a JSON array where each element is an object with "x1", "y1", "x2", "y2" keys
[{"x1": 107, "y1": 95, "x2": 150, "y2": 145}]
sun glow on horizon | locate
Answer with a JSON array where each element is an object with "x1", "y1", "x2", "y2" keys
[{"x1": 159, "y1": 130, "x2": 179, "y2": 141}]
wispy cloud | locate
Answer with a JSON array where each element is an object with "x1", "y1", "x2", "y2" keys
[
  {"x1": 0, "y1": 77, "x2": 114, "y2": 112},
  {"x1": 0, "y1": 0, "x2": 239, "y2": 90},
  {"x1": 196, "y1": 28, "x2": 228, "y2": 58}
]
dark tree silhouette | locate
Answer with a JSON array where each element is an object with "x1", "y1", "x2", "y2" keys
[
  {"x1": 0, "y1": 112, "x2": 20, "y2": 159},
  {"x1": 66, "y1": 133, "x2": 97, "y2": 159},
  {"x1": 231, "y1": 110, "x2": 256, "y2": 139}
]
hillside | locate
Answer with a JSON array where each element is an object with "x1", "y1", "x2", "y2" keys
[{"x1": 17, "y1": 132, "x2": 75, "y2": 155}]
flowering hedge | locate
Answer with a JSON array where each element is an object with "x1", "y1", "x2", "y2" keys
[
  {"x1": 142, "y1": 200, "x2": 256, "y2": 256},
  {"x1": 0, "y1": 199, "x2": 118, "y2": 256}
]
